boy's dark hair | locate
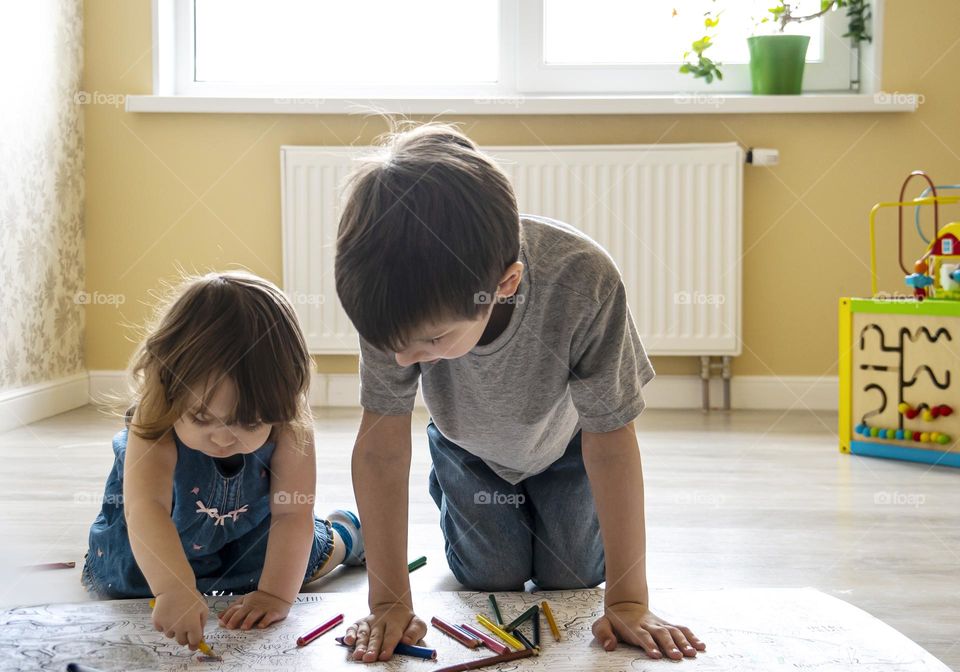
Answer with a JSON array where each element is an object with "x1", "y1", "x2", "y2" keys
[{"x1": 335, "y1": 122, "x2": 520, "y2": 352}]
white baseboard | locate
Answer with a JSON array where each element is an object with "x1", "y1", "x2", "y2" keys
[
  {"x1": 88, "y1": 370, "x2": 131, "y2": 405},
  {"x1": 0, "y1": 372, "x2": 90, "y2": 433},
  {"x1": 90, "y1": 371, "x2": 838, "y2": 412},
  {"x1": 644, "y1": 374, "x2": 839, "y2": 411},
  {"x1": 317, "y1": 373, "x2": 430, "y2": 409},
  {"x1": 733, "y1": 375, "x2": 839, "y2": 411},
  {"x1": 0, "y1": 370, "x2": 836, "y2": 433}
]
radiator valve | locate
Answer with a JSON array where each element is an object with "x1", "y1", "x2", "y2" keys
[{"x1": 746, "y1": 148, "x2": 779, "y2": 166}]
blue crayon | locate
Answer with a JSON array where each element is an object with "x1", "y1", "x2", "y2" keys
[
  {"x1": 335, "y1": 636, "x2": 437, "y2": 660},
  {"x1": 394, "y1": 642, "x2": 438, "y2": 660}
]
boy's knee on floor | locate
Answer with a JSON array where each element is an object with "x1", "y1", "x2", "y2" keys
[
  {"x1": 448, "y1": 553, "x2": 531, "y2": 592},
  {"x1": 533, "y1": 556, "x2": 605, "y2": 590}
]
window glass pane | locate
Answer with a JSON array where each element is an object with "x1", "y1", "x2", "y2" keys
[
  {"x1": 195, "y1": 0, "x2": 500, "y2": 85},
  {"x1": 543, "y1": 0, "x2": 825, "y2": 66}
]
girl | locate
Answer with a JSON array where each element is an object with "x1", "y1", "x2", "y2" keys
[{"x1": 81, "y1": 271, "x2": 364, "y2": 650}]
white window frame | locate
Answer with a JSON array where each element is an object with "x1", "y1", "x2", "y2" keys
[
  {"x1": 518, "y1": 0, "x2": 854, "y2": 93},
  {"x1": 157, "y1": 0, "x2": 860, "y2": 98}
]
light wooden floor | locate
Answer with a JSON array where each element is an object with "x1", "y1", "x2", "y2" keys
[{"x1": 1, "y1": 405, "x2": 957, "y2": 669}]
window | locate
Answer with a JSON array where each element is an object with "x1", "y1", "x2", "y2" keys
[
  {"x1": 163, "y1": 0, "x2": 860, "y2": 98},
  {"x1": 527, "y1": 0, "x2": 853, "y2": 92},
  {"x1": 192, "y1": 0, "x2": 500, "y2": 89},
  {"x1": 169, "y1": 0, "x2": 513, "y2": 97}
]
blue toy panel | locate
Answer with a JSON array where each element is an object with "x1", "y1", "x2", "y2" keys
[{"x1": 850, "y1": 440, "x2": 960, "y2": 468}]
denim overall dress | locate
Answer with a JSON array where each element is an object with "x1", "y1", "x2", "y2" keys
[{"x1": 81, "y1": 426, "x2": 334, "y2": 598}]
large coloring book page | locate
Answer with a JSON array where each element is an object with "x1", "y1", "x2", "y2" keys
[{"x1": 0, "y1": 588, "x2": 949, "y2": 671}]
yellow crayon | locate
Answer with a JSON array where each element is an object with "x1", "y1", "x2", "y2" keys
[
  {"x1": 540, "y1": 600, "x2": 561, "y2": 641},
  {"x1": 475, "y1": 614, "x2": 524, "y2": 650},
  {"x1": 148, "y1": 598, "x2": 217, "y2": 657}
]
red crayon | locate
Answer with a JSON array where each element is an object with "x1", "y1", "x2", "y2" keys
[
  {"x1": 459, "y1": 623, "x2": 510, "y2": 655},
  {"x1": 432, "y1": 616, "x2": 481, "y2": 649},
  {"x1": 26, "y1": 561, "x2": 76, "y2": 571},
  {"x1": 297, "y1": 613, "x2": 344, "y2": 647}
]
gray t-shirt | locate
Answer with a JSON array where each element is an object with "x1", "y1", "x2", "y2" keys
[{"x1": 358, "y1": 214, "x2": 656, "y2": 484}]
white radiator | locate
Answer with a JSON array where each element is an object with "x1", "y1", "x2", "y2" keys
[{"x1": 281, "y1": 143, "x2": 742, "y2": 356}]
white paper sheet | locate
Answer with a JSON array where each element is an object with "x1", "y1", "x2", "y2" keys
[{"x1": 0, "y1": 588, "x2": 949, "y2": 671}]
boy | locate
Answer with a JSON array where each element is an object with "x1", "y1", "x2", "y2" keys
[{"x1": 334, "y1": 123, "x2": 704, "y2": 663}]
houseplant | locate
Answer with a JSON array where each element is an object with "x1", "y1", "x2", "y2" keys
[{"x1": 680, "y1": 0, "x2": 871, "y2": 94}]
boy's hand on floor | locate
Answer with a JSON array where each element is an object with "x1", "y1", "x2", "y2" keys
[
  {"x1": 343, "y1": 602, "x2": 427, "y2": 662},
  {"x1": 218, "y1": 590, "x2": 292, "y2": 630},
  {"x1": 592, "y1": 602, "x2": 705, "y2": 660},
  {"x1": 152, "y1": 589, "x2": 209, "y2": 650}
]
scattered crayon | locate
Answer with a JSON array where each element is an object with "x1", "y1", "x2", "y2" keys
[
  {"x1": 432, "y1": 616, "x2": 481, "y2": 648},
  {"x1": 296, "y1": 613, "x2": 343, "y2": 647},
  {"x1": 502, "y1": 604, "x2": 539, "y2": 632},
  {"x1": 27, "y1": 561, "x2": 76, "y2": 571},
  {"x1": 433, "y1": 648, "x2": 534, "y2": 672},
  {"x1": 407, "y1": 556, "x2": 427, "y2": 572},
  {"x1": 487, "y1": 594, "x2": 504, "y2": 625},
  {"x1": 475, "y1": 614, "x2": 523, "y2": 650},
  {"x1": 459, "y1": 623, "x2": 510, "y2": 655},
  {"x1": 512, "y1": 628, "x2": 538, "y2": 655},
  {"x1": 335, "y1": 636, "x2": 438, "y2": 660},
  {"x1": 541, "y1": 599, "x2": 561, "y2": 641},
  {"x1": 394, "y1": 642, "x2": 438, "y2": 660},
  {"x1": 450, "y1": 623, "x2": 481, "y2": 642}
]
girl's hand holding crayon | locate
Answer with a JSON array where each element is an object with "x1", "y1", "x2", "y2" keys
[
  {"x1": 591, "y1": 602, "x2": 705, "y2": 661},
  {"x1": 152, "y1": 589, "x2": 209, "y2": 650},
  {"x1": 343, "y1": 602, "x2": 428, "y2": 662},
  {"x1": 218, "y1": 590, "x2": 293, "y2": 630}
]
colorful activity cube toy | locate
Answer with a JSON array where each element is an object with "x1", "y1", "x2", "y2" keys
[{"x1": 839, "y1": 171, "x2": 960, "y2": 468}]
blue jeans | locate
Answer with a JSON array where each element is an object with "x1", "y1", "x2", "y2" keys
[{"x1": 427, "y1": 422, "x2": 605, "y2": 591}]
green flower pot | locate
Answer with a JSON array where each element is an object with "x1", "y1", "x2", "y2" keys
[{"x1": 747, "y1": 34, "x2": 811, "y2": 95}]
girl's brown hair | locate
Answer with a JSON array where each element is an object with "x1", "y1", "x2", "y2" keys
[{"x1": 126, "y1": 271, "x2": 313, "y2": 450}]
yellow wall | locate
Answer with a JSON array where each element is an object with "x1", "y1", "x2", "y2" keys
[{"x1": 83, "y1": 0, "x2": 960, "y2": 379}]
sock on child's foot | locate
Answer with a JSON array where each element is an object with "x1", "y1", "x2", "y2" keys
[{"x1": 328, "y1": 509, "x2": 365, "y2": 566}]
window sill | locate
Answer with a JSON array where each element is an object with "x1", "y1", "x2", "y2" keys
[{"x1": 124, "y1": 92, "x2": 920, "y2": 115}]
